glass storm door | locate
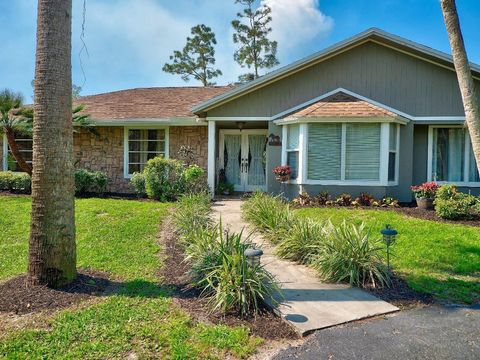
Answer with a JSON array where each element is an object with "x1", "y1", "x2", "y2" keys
[{"x1": 220, "y1": 130, "x2": 267, "y2": 192}]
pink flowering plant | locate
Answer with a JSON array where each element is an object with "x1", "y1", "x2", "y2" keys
[
  {"x1": 273, "y1": 165, "x2": 292, "y2": 178},
  {"x1": 410, "y1": 182, "x2": 439, "y2": 199}
]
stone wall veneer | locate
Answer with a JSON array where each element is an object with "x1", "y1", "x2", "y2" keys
[{"x1": 73, "y1": 125, "x2": 208, "y2": 193}]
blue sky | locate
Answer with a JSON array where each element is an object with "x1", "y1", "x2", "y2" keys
[{"x1": 0, "y1": 0, "x2": 478, "y2": 100}]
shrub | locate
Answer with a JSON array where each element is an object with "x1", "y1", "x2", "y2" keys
[
  {"x1": 335, "y1": 193, "x2": 352, "y2": 206},
  {"x1": 311, "y1": 221, "x2": 390, "y2": 288},
  {"x1": 195, "y1": 224, "x2": 280, "y2": 316},
  {"x1": 143, "y1": 157, "x2": 186, "y2": 201},
  {"x1": 0, "y1": 171, "x2": 31, "y2": 193},
  {"x1": 74, "y1": 169, "x2": 107, "y2": 196},
  {"x1": 293, "y1": 191, "x2": 312, "y2": 206},
  {"x1": 183, "y1": 164, "x2": 208, "y2": 193},
  {"x1": 242, "y1": 191, "x2": 293, "y2": 243},
  {"x1": 276, "y1": 217, "x2": 327, "y2": 264},
  {"x1": 314, "y1": 191, "x2": 330, "y2": 205},
  {"x1": 354, "y1": 192, "x2": 375, "y2": 206},
  {"x1": 130, "y1": 172, "x2": 146, "y2": 197},
  {"x1": 379, "y1": 196, "x2": 399, "y2": 207},
  {"x1": 434, "y1": 185, "x2": 475, "y2": 220}
]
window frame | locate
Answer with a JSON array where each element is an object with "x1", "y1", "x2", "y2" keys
[
  {"x1": 2, "y1": 133, "x2": 33, "y2": 172},
  {"x1": 427, "y1": 125, "x2": 480, "y2": 187},
  {"x1": 123, "y1": 126, "x2": 169, "y2": 179},
  {"x1": 281, "y1": 121, "x2": 399, "y2": 186},
  {"x1": 284, "y1": 124, "x2": 301, "y2": 180}
]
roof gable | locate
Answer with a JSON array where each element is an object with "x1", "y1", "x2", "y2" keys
[
  {"x1": 192, "y1": 28, "x2": 480, "y2": 115},
  {"x1": 289, "y1": 91, "x2": 398, "y2": 119}
]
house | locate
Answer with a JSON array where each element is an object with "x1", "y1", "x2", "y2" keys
[{"x1": 2, "y1": 28, "x2": 480, "y2": 201}]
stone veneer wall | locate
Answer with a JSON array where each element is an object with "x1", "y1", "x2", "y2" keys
[
  {"x1": 73, "y1": 125, "x2": 208, "y2": 193},
  {"x1": 169, "y1": 126, "x2": 208, "y2": 169},
  {"x1": 73, "y1": 127, "x2": 130, "y2": 193}
]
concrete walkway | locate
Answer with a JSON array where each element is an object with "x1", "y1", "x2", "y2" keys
[{"x1": 212, "y1": 198, "x2": 398, "y2": 336}]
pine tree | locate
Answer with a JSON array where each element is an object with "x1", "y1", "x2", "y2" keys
[
  {"x1": 163, "y1": 24, "x2": 222, "y2": 86},
  {"x1": 232, "y1": 0, "x2": 279, "y2": 81}
]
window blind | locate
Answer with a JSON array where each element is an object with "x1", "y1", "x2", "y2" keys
[
  {"x1": 307, "y1": 123, "x2": 342, "y2": 180},
  {"x1": 345, "y1": 123, "x2": 380, "y2": 180}
]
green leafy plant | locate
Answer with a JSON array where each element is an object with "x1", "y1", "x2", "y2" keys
[
  {"x1": 216, "y1": 181, "x2": 235, "y2": 195},
  {"x1": 74, "y1": 169, "x2": 108, "y2": 196},
  {"x1": 241, "y1": 191, "x2": 293, "y2": 243},
  {"x1": 130, "y1": 172, "x2": 146, "y2": 197},
  {"x1": 434, "y1": 184, "x2": 475, "y2": 220},
  {"x1": 311, "y1": 221, "x2": 391, "y2": 288}
]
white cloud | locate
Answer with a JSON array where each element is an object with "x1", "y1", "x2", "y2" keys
[{"x1": 262, "y1": 0, "x2": 334, "y2": 49}]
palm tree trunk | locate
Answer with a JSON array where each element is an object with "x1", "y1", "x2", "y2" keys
[
  {"x1": 27, "y1": 0, "x2": 76, "y2": 287},
  {"x1": 4, "y1": 128, "x2": 32, "y2": 175},
  {"x1": 440, "y1": 0, "x2": 480, "y2": 171}
]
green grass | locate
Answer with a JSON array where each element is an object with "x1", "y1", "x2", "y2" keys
[
  {"x1": 296, "y1": 207, "x2": 480, "y2": 304},
  {"x1": 0, "y1": 196, "x2": 260, "y2": 359},
  {"x1": 0, "y1": 196, "x2": 167, "y2": 281}
]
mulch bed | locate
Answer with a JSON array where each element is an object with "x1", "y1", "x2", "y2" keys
[
  {"x1": 293, "y1": 202, "x2": 480, "y2": 227},
  {"x1": 159, "y1": 217, "x2": 299, "y2": 340},
  {"x1": 364, "y1": 274, "x2": 434, "y2": 310},
  {"x1": 0, "y1": 270, "x2": 113, "y2": 315}
]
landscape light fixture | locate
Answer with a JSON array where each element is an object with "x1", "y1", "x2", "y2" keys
[
  {"x1": 381, "y1": 224, "x2": 397, "y2": 270},
  {"x1": 244, "y1": 247, "x2": 263, "y2": 267}
]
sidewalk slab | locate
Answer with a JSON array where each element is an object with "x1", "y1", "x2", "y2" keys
[{"x1": 212, "y1": 199, "x2": 399, "y2": 336}]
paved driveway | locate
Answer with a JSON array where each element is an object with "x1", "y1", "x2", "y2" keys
[{"x1": 274, "y1": 305, "x2": 480, "y2": 360}]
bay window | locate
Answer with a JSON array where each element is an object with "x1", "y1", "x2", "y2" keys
[
  {"x1": 429, "y1": 126, "x2": 480, "y2": 184},
  {"x1": 283, "y1": 122, "x2": 399, "y2": 185},
  {"x1": 125, "y1": 128, "x2": 168, "y2": 177}
]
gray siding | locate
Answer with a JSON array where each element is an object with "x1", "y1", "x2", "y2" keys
[
  {"x1": 207, "y1": 41, "x2": 479, "y2": 118},
  {"x1": 413, "y1": 125, "x2": 429, "y2": 186}
]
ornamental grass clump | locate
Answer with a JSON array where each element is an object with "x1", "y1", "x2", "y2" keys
[
  {"x1": 174, "y1": 192, "x2": 212, "y2": 240},
  {"x1": 241, "y1": 191, "x2": 293, "y2": 244},
  {"x1": 275, "y1": 217, "x2": 328, "y2": 264},
  {"x1": 195, "y1": 224, "x2": 280, "y2": 317},
  {"x1": 311, "y1": 221, "x2": 391, "y2": 288}
]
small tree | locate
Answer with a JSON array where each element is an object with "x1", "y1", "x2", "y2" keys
[
  {"x1": 232, "y1": 0, "x2": 279, "y2": 80},
  {"x1": 0, "y1": 88, "x2": 96, "y2": 176},
  {"x1": 0, "y1": 90, "x2": 32, "y2": 174},
  {"x1": 163, "y1": 24, "x2": 222, "y2": 86}
]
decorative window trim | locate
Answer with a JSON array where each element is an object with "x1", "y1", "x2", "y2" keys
[
  {"x1": 281, "y1": 121, "x2": 399, "y2": 186},
  {"x1": 123, "y1": 126, "x2": 169, "y2": 179},
  {"x1": 427, "y1": 125, "x2": 480, "y2": 187}
]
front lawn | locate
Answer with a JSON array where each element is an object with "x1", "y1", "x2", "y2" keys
[
  {"x1": 0, "y1": 196, "x2": 260, "y2": 359},
  {"x1": 297, "y1": 207, "x2": 480, "y2": 304}
]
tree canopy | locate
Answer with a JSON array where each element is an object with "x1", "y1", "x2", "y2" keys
[
  {"x1": 163, "y1": 24, "x2": 222, "y2": 86},
  {"x1": 232, "y1": 0, "x2": 279, "y2": 81}
]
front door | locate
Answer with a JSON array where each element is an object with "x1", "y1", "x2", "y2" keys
[{"x1": 219, "y1": 130, "x2": 267, "y2": 192}]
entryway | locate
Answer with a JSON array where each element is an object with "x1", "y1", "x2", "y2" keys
[{"x1": 219, "y1": 129, "x2": 267, "y2": 192}]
